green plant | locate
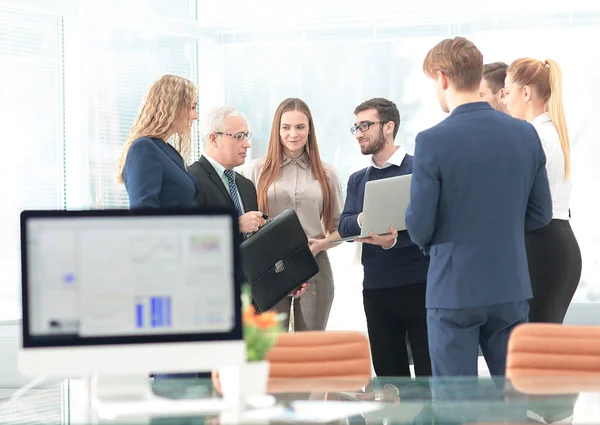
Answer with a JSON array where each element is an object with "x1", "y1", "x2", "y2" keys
[{"x1": 241, "y1": 284, "x2": 283, "y2": 362}]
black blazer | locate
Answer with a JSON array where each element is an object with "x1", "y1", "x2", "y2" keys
[
  {"x1": 187, "y1": 155, "x2": 259, "y2": 213},
  {"x1": 188, "y1": 155, "x2": 261, "y2": 312}
]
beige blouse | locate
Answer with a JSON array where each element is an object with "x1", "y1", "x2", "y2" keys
[{"x1": 245, "y1": 153, "x2": 343, "y2": 239}]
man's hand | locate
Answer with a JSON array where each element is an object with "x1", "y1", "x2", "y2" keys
[
  {"x1": 357, "y1": 226, "x2": 398, "y2": 249},
  {"x1": 239, "y1": 211, "x2": 264, "y2": 233},
  {"x1": 355, "y1": 386, "x2": 401, "y2": 406},
  {"x1": 290, "y1": 282, "x2": 309, "y2": 297},
  {"x1": 308, "y1": 238, "x2": 324, "y2": 256}
]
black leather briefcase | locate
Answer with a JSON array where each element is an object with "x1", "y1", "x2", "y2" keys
[{"x1": 240, "y1": 208, "x2": 319, "y2": 312}]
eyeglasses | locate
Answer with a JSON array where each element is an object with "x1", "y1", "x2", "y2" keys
[
  {"x1": 215, "y1": 132, "x2": 252, "y2": 141},
  {"x1": 350, "y1": 121, "x2": 386, "y2": 135}
]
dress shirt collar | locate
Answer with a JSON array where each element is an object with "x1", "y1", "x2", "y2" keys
[
  {"x1": 281, "y1": 151, "x2": 310, "y2": 169},
  {"x1": 203, "y1": 154, "x2": 228, "y2": 178},
  {"x1": 531, "y1": 111, "x2": 552, "y2": 126},
  {"x1": 370, "y1": 146, "x2": 407, "y2": 170}
]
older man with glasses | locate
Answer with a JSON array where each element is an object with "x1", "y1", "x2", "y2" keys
[{"x1": 187, "y1": 105, "x2": 264, "y2": 234}]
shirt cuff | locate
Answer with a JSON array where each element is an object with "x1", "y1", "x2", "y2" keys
[
  {"x1": 357, "y1": 213, "x2": 362, "y2": 229},
  {"x1": 382, "y1": 237, "x2": 397, "y2": 250}
]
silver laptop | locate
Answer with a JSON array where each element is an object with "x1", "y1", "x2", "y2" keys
[{"x1": 333, "y1": 174, "x2": 412, "y2": 243}]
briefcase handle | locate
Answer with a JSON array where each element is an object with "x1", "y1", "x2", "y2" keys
[{"x1": 243, "y1": 214, "x2": 274, "y2": 239}]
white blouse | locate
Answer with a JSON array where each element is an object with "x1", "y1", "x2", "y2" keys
[{"x1": 531, "y1": 112, "x2": 571, "y2": 220}]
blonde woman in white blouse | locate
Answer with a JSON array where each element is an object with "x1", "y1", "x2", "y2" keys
[
  {"x1": 503, "y1": 58, "x2": 582, "y2": 324},
  {"x1": 245, "y1": 98, "x2": 343, "y2": 331}
]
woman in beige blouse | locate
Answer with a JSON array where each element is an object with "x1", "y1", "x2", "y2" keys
[{"x1": 246, "y1": 98, "x2": 343, "y2": 331}]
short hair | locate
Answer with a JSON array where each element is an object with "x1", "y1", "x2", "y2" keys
[
  {"x1": 201, "y1": 106, "x2": 243, "y2": 146},
  {"x1": 353, "y1": 98, "x2": 401, "y2": 139},
  {"x1": 422, "y1": 37, "x2": 483, "y2": 91},
  {"x1": 483, "y1": 62, "x2": 509, "y2": 94}
]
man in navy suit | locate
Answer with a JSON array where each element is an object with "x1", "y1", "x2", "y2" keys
[{"x1": 405, "y1": 37, "x2": 552, "y2": 376}]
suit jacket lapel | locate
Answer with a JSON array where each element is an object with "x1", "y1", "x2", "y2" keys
[
  {"x1": 154, "y1": 139, "x2": 198, "y2": 188},
  {"x1": 199, "y1": 156, "x2": 235, "y2": 208},
  {"x1": 236, "y1": 174, "x2": 257, "y2": 211},
  {"x1": 154, "y1": 139, "x2": 186, "y2": 172}
]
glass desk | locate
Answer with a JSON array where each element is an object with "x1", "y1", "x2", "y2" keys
[{"x1": 3, "y1": 376, "x2": 600, "y2": 424}]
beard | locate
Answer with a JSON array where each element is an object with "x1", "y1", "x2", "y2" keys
[
  {"x1": 491, "y1": 97, "x2": 507, "y2": 114},
  {"x1": 360, "y1": 128, "x2": 386, "y2": 156}
]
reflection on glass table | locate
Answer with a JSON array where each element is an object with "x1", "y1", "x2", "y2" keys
[{"x1": 7, "y1": 376, "x2": 600, "y2": 425}]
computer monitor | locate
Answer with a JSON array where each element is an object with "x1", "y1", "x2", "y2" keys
[{"x1": 19, "y1": 208, "x2": 245, "y2": 380}]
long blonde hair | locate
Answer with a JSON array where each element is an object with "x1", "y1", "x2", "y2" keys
[
  {"x1": 257, "y1": 98, "x2": 334, "y2": 233},
  {"x1": 508, "y1": 58, "x2": 570, "y2": 179},
  {"x1": 116, "y1": 74, "x2": 197, "y2": 184}
]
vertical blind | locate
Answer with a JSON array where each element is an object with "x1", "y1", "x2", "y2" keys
[
  {"x1": 0, "y1": 1, "x2": 201, "y2": 319},
  {"x1": 0, "y1": 386, "x2": 65, "y2": 424},
  {"x1": 0, "y1": 7, "x2": 63, "y2": 318},
  {"x1": 85, "y1": 26, "x2": 199, "y2": 209}
]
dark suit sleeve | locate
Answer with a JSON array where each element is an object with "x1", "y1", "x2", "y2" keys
[
  {"x1": 124, "y1": 139, "x2": 163, "y2": 209},
  {"x1": 237, "y1": 176, "x2": 259, "y2": 212},
  {"x1": 525, "y1": 134, "x2": 553, "y2": 232},
  {"x1": 405, "y1": 132, "x2": 440, "y2": 249},
  {"x1": 391, "y1": 230, "x2": 415, "y2": 249},
  {"x1": 338, "y1": 174, "x2": 361, "y2": 238}
]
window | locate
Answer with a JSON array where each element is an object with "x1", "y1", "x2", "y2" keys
[
  {"x1": 220, "y1": 32, "x2": 448, "y2": 331},
  {"x1": 84, "y1": 27, "x2": 200, "y2": 209},
  {"x1": 211, "y1": 4, "x2": 600, "y2": 331},
  {"x1": 2, "y1": 0, "x2": 600, "y2": 327},
  {"x1": 0, "y1": 1, "x2": 200, "y2": 321},
  {"x1": 0, "y1": 6, "x2": 63, "y2": 320}
]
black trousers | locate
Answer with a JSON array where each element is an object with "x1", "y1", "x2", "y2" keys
[
  {"x1": 363, "y1": 282, "x2": 432, "y2": 377},
  {"x1": 526, "y1": 219, "x2": 582, "y2": 423},
  {"x1": 526, "y1": 219, "x2": 582, "y2": 324}
]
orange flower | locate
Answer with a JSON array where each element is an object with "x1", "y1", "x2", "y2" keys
[
  {"x1": 243, "y1": 305, "x2": 279, "y2": 330},
  {"x1": 243, "y1": 304, "x2": 257, "y2": 326},
  {"x1": 253, "y1": 311, "x2": 278, "y2": 330}
]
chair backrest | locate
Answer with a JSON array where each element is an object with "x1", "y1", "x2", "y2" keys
[
  {"x1": 507, "y1": 323, "x2": 600, "y2": 377},
  {"x1": 506, "y1": 323, "x2": 600, "y2": 394},
  {"x1": 266, "y1": 330, "x2": 371, "y2": 379}
]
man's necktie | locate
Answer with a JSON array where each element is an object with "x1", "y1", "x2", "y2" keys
[{"x1": 223, "y1": 169, "x2": 243, "y2": 217}]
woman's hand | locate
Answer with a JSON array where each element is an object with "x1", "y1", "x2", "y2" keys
[
  {"x1": 290, "y1": 282, "x2": 310, "y2": 297},
  {"x1": 308, "y1": 238, "x2": 324, "y2": 256}
]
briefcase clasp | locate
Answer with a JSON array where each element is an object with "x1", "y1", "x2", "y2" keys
[{"x1": 274, "y1": 260, "x2": 284, "y2": 273}]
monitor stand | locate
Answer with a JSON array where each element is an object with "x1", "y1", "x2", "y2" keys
[{"x1": 88, "y1": 374, "x2": 236, "y2": 422}]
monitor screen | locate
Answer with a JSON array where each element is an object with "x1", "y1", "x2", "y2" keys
[{"x1": 20, "y1": 209, "x2": 242, "y2": 348}]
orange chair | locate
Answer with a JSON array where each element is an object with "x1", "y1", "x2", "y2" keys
[
  {"x1": 265, "y1": 331, "x2": 372, "y2": 392},
  {"x1": 213, "y1": 331, "x2": 372, "y2": 394},
  {"x1": 506, "y1": 323, "x2": 600, "y2": 394}
]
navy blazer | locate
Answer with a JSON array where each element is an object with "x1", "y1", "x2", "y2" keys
[
  {"x1": 405, "y1": 102, "x2": 552, "y2": 309},
  {"x1": 123, "y1": 137, "x2": 198, "y2": 209}
]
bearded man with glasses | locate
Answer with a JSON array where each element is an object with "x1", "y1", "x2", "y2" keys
[{"x1": 338, "y1": 98, "x2": 432, "y2": 378}]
